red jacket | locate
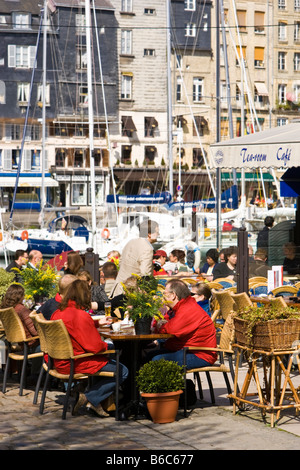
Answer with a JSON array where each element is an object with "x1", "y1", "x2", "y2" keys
[
  {"x1": 158, "y1": 296, "x2": 217, "y2": 365},
  {"x1": 51, "y1": 300, "x2": 108, "y2": 374}
]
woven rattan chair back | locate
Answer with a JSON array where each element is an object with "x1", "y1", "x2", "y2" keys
[
  {"x1": 0, "y1": 307, "x2": 27, "y2": 343},
  {"x1": 211, "y1": 289, "x2": 235, "y2": 320},
  {"x1": 29, "y1": 312, "x2": 48, "y2": 353},
  {"x1": 219, "y1": 313, "x2": 235, "y2": 350},
  {"x1": 213, "y1": 278, "x2": 236, "y2": 289},
  {"x1": 268, "y1": 296, "x2": 288, "y2": 308},
  {"x1": 248, "y1": 276, "x2": 268, "y2": 285},
  {"x1": 35, "y1": 316, "x2": 74, "y2": 359},
  {"x1": 231, "y1": 292, "x2": 253, "y2": 312},
  {"x1": 271, "y1": 286, "x2": 298, "y2": 297},
  {"x1": 182, "y1": 278, "x2": 198, "y2": 285},
  {"x1": 207, "y1": 281, "x2": 224, "y2": 290}
]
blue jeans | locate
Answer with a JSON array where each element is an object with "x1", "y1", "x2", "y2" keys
[
  {"x1": 151, "y1": 348, "x2": 212, "y2": 369},
  {"x1": 85, "y1": 360, "x2": 128, "y2": 407}
]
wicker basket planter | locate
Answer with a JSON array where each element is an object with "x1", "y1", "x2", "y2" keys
[{"x1": 234, "y1": 316, "x2": 300, "y2": 351}]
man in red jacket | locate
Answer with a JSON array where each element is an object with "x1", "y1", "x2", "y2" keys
[{"x1": 152, "y1": 279, "x2": 217, "y2": 368}]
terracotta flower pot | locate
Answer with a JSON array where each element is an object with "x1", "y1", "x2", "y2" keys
[{"x1": 141, "y1": 390, "x2": 183, "y2": 423}]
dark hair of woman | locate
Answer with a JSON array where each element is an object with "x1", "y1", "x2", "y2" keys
[
  {"x1": 65, "y1": 252, "x2": 84, "y2": 275},
  {"x1": 1, "y1": 284, "x2": 25, "y2": 308},
  {"x1": 170, "y1": 249, "x2": 185, "y2": 264},
  {"x1": 59, "y1": 279, "x2": 91, "y2": 311}
]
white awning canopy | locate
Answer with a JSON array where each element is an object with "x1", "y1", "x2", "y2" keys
[
  {"x1": 210, "y1": 122, "x2": 300, "y2": 170},
  {"x1": 254, "y1": 82, "x2": 269, "y2": 96},
  {"x1": 0, "y1": 177, "x2": 59, "y2": 187}
]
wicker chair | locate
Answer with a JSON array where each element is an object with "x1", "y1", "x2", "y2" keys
[
  {"x1": 211, "y1": 289, "x2": 235, "y2": 323},
  {"x1": 268, "y1": 296, "x2": 288, "y2": 308},
  {"x1": 31, "y1": 313, "x2": 120, "y2": 420},
  {"x1": 248, "y1": 276, "x2": 268, "y2": 286},
  {"x1": 213, "y1": 278, "x2": 236, "y2": 289},
  {"x1": 231, "y1": 292, "x2": 253, "y2": 312},
  {"x1": 270, "y1": 286, "x2": 298, "y2": 297},
  {"x1": 183, "y1": 313, "x2": 236, "y2": 415},
  {"x1": 0, "y1": 307, "x2": 43, "y2": 396},
  {"x1": 182, "y1": 278, "x2": 198, "y2": 285},
  {"x1": 207, "y1": 281, "x2": 224, "y2": 290}
]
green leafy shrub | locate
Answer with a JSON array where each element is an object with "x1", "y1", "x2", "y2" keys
[
  {"x1": 0, "y1": 268, "x2": 15, "y2": 302},
  {"x1": 236, "y1": 304, "x2": 300, "y2": 340},
  {"x1": 136, "y1": 359, "x2": 184, "y2": 393}
]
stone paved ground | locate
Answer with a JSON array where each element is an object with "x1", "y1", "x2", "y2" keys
[{"x1": 1, "y1": 369, "x2": 300, "y2": 452}]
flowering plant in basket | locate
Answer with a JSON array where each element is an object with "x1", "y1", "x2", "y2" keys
[{"x1": 121, "y1": 274, "x2": 165, "y2": 324}]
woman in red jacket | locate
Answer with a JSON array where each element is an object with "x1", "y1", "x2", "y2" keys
[
  {"x1": 151, "y1": 279, "x2": 217, "y2": 369},
  {"x1": 51, "y1": 279, "x2": 128, "y2": 417}
]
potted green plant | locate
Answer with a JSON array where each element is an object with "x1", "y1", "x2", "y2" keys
[
  {"x1": 121, "y1": 275, "x2": 164, "y2": 334},
  {"x1": 136, "y1": 359, "x2": 185, "y2": 423},
  {"x1": 234, "y1": 303, "x2": 300, "y2": 351}
]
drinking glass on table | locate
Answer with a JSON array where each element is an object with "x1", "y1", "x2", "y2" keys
[{"x1": 104, "y1": 301, "x2": 111, "y2": 317}]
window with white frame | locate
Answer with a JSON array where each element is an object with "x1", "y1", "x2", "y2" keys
[
  {"x1": 278, "y1": 22, "x2": 287, "y2": 40},
  {"x1": 176, "y1": 54, "x2": 182, "y2": 69},
  {"x1": 176, "y1": 77, "x2": 182, "y2": 101},
  {"x1": 37, "y1": 84, "x2": 50, "y2": 105},
  {"x1": 17, "y1": 83, "x2": 30, "y2": 104},
  {"x1": 8, "y1": 45, "x2": 36, "y2": 68},
  {"x1": 144, "y1": 49, "x2": 155, "y2": 56},
  {"x1": 278, "y1": 0, "x2": 286, "y2": 9},
  {"x1": 295, "y1": 22, "x2": 300, "y2": 40},
  {"x1": 220, "y1": 81, "x2": 227, "y2": 103},
  {"x1": 294, "y1": 84, "x2": 300, "y2": 102},
  {"x1": 121, "y1": 0, "x2": 132, "y2": 12},
  {"x1": 277, "y1": 117, "x2": 288, "y2": 126},
  {"x1": 294, "y1": 53, "x2": 300, "y2": 71},
  {"x1": 121, "y1": 74, "x2": 132, "y2": 99},
  {"x1": 79, "y1": 86, "x2": 88, "y2": 106},
  {"x1": 185, "y1": 23, "x2": 196, "y2": 37},
  {"x1": 77, "y1": 47, "x2": 87, "y2": 69},
  {"x1": 12, "y1": 12, "x2": 30, "y2": 29},
  {"x1": 0, "y1": 80, "x2": 5, "y2": 104},
  {"x1": 278, "y1": 84, "x2": 286, "y2": 103},
  {"x1": 75, "y1": 14, "x2": 86, "y2": 35},
  {"x1": 72, "y1": 183, "x2": 87, "y2": 205},
  {"x1": 193, "y1": 77, "x2": 203, "y2": 102},
  {"x1": 121, "y1": 30, "x2": 132, "y2": 55},
  {"x1": 295, "y1": 0, "x2": 300, "y2": 11},
  {"x1": 144, "y1": 8, "x2": 155, "y2": 15},
  {"x1": 278, "y1": 51, "x2": 286, "y2": 70},
  {"x1": 184, "y1": 0, "x2": 196, "y2": 11}
]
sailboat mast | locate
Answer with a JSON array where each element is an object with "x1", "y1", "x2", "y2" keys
[
  {"x1": 166, "y1": 0, "x2": 173, "y2": 197},
  {"x1": 85, "y1": 0, "x2": 97, "y2": 250},
  {"x1": 40, "y1": 0, "x2": 47, "y2": 229}
]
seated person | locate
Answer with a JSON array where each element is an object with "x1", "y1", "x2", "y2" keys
[
  {"x1": 164, "y1": 249, "x2": 187, "y2": 274},
  {"x1": 37, "y1": 274, "x2": 77, "y2": 320},
  {"x1": 51, "y1": 279, "x2": 128, "y2": 417},
  {"x1": 198, "y1": 248, "x2": 219, "y2": 281},
  {"x1": 149, "y1": 279, "x2": 217, "y2": 369},
  {"x1": 153, "y1": 250, "x2": 168, "y2": 276},
  {"x1": 100, "y1": 262, "x2": 118, "y2": 296},
  {"x1": 213, "y1": 246, "x2": 237, "y2": 282},
  {"x1": 77, "y1": 270, "x2": 124, "y2": 317},
  {"x1": 283, "y1": 242, "x2": 299, "y2": 274},
  {"x1": 249, "y1": 249, "x2": 270, "y2": 278},
  {"x1": 190, "y1": 282, "x2": 212, "y2": 316},
  {"x1": 1, "y1": 284, "x2": 38, "y2": 347}
]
